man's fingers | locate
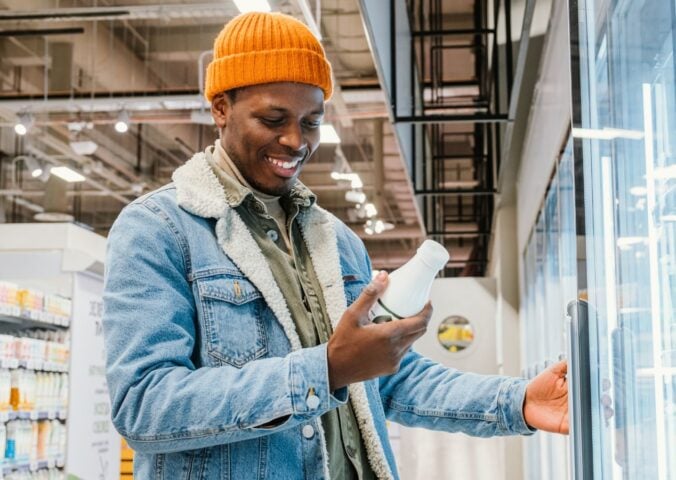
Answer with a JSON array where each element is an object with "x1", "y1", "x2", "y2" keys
[
  {"x1": 347, "y1": 271, "x2": 389, "y2": 318},
  {"x1": 376, "y1": 302, "x2": 433, "y2": 337},
  {"x1": 550, "y1": 360, "x2": 568, "y2": 377}
]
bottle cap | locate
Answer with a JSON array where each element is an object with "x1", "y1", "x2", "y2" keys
[{"x1": 417, "y1": 240, "x2": 450, "y2": 271}]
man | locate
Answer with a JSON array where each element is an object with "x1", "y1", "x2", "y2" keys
[{"x1": 103, "y1": 11, "x2": 568, "y2": 480}]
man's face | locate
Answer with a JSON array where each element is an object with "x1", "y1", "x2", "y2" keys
[{"x1": 211, "y1": 82, "x2": 325, "y2": 196}]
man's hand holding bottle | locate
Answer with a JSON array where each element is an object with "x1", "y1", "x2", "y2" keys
[{"x1": 327, "y1": 271, "x2": 433, "y2": 391}]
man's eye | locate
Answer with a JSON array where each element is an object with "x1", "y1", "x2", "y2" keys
[
  {"x1": 304, "y1": 122, "x2": 321, "y2": 129},
  {"x1": 262, "y1": 117, "x2": 284, "y2": 125}
]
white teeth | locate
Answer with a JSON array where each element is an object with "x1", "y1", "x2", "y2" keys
[{"x1": 266, "y1": 156, "x2": 300, "y2": 169}]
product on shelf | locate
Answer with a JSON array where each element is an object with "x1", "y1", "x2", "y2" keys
[
  {"x1": 0, "y1": 283, "x2": 20, "y2": 316},
  {"x1": 17, "y1": 290, "x2": 44, "y2": 321},
  {"x1": 0, "y1": 283, "x2": 71, "y2": 327},
  {"x1": 42, "y1": 297, "x2": 71, "y2": 325}
]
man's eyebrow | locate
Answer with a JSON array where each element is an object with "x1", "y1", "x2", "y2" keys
[{"x1": 264, "y1": 105, "x2": 325, "y2": 115}]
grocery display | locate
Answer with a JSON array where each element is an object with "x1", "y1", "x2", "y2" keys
[
  {"x1": 0, "y1": 283, "x2": 69, "y2": 478},
  {"x1": 0, "y1": 223, "x2": 119, "y2": 480}
]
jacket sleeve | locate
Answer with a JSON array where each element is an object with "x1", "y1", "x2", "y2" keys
[
  {"x1": 378, "y1": 349, "x2": 535, "y2": 437},
  {"x1": 103, "y1": 200, "x2": 347, "y2": 454}
]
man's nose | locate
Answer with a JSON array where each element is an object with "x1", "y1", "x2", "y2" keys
[{"x1": 278, "y1": 123, "x2": 307, "y2": 151}]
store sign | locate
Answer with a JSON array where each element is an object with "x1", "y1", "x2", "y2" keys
[{"x1": 66, "y1": 272, "x2": 120, "y2": 480}]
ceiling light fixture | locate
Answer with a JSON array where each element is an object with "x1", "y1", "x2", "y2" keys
[
  {"x1": 364, "y1": 203, "x2": 378, "y2": 218},
  {"x1": 69, "y1": 140, "x2": 98, "y2": 156},
  {"x1": 233, "y1": 0, "x2": 271, "y2": 13},
  {"x1": 320, "y1": 124, "x2": 341, "y2": 144},
  {"x1": 50, "y1": 166, "x2": 86, "y2": 183},
  {"x1": 21, "y1": 156, "x2": 43, "y2": 178},
  {"x1": 14, "y1": 113, "x2": 34, "y2": 136},
  {"x1": 364, "y1": 218, "x2": 394, "y2": 235},
  {"x1": 114, "y1": 110, "x2": 130, "y2": 133},
  {"x1": 345, "y1": 190, "x2": 366, "y2": 204},
  {"x1": 331, "y1": 172, "x2": 363, "y2": 188}
]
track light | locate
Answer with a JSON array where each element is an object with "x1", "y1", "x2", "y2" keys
[
  {"x1": 345, "y1": 190, "x2": 366, "y2": 204},
  {"x1": 364, "y1": 218, "x2": 393, "y2": 236},
  {"x1": 22, "y1": 156, "x2": 43, "y2": 178},
  {"x1": 14, "y1": 113, "x2": 34, "y2": 136},
  {"x1": 50, "y1": 166, "x2": 86, "y2": 183},
  {"x1": 114, "y1": 111, "x2": 130, "y2": 133}
]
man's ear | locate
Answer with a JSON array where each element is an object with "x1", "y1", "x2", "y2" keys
[{"x1": 210, "y1": 93, "x2": 229, "y2": 129}]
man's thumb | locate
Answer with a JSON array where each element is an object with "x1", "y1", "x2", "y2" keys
[{"x1": 348, "y1": 271, "x2": 389, "y2": 318}]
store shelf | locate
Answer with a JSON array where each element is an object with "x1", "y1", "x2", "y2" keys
[
  {"x1": 0, "y1": 410, "x2": 67, "y2": 422},
  {"x1": 0, "y1": 310, "x2": 69, "y2": 330},
  {"x1": 0, "y1": 358, "x2": 68, "y2": 373},
  {"x1": 1, "y1": 455, "x2": 65, "y2": 475}
]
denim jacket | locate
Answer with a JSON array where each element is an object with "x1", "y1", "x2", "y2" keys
[{"x1": 103, "y1": 152, "x2": 534, "y2": 480}]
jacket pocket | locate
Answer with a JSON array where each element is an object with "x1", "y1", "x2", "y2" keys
[
  {"x1": 197, "y1": 275, "x2": 268, "y2": 368},
  {"x1": 156, "y1": 448, "x2": 210, "y2": 480}
]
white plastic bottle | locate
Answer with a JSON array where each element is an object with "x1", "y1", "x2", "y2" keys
[{"x1": 369, "y1": 239, "x2": 449, "y2": 321}]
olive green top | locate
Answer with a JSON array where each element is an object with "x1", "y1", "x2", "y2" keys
[{"x1": 206, "y1": 145, "x2": 375, "y2": 480}]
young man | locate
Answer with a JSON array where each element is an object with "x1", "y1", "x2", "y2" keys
[{"x1": 103, "y1": 12, "x2": 568, "y2": 479}]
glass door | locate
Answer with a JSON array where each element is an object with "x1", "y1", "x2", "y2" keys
[{"x1": 570, "y1": 0, "x2": 676, "y2": 478}]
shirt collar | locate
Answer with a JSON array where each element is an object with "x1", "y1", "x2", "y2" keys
[{"x1": 205, "y1": 144, "x2": 317, "y2": 212}]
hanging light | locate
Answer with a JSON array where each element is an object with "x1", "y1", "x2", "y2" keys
[
  {"x1": 114, "y1": 111, "x2": 130, "y2": 133},
  {"x1": 22, "y1": 156, "x2": 43, "y2": 178},
  {"x1": 364, "y1": 203, "x2": 378, "y2": 218},
  {"x1": 14, "y1": 113, "x2": 34, "y2": 136},
  {"x1": 345, "y1": 190, "x2": 367, "y2": 204},
  {"x1": 364, "y1": 218, "x2": 394, "y2": 236}
]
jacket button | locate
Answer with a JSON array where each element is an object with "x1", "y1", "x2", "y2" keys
[
  {"x1": 266, "y1": 229, "x2": 279, "y2": 242},
  {"x1": 306, "y1": 394, "x2": 320, "y2": 410},
  {"x1": 302, "y1": 425, "x2": 315, "y2": 439}
]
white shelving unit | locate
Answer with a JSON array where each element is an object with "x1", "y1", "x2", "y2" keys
[{"x1": 0, "y1": 223, "x2": 120, "y2": 480}]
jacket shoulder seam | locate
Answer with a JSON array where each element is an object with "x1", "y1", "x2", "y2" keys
[{"x1": 134, "y1": 198, "x2": 193, "y2": 277}]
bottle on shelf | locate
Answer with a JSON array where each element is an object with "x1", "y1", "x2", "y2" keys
[{"x1": 368, "y1": 239, "x2": 450, "y2": 322}]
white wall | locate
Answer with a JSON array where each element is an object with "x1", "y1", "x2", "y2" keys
[
  {"x1": 395, "y1": 277, "x2": 507, "y2": 480},
  {"x1": 516, "y1": 0, "x2": 572, "y2": 254}
]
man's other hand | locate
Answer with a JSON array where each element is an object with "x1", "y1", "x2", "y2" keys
[
  {"x1": 327, "y1": 271, "x2": 432, "y2": 391},
  {"x1": 523, "y1": 360, "x2": 569, "y2": 434}
]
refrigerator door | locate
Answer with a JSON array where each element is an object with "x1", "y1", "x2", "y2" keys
[{"x1": 570, "y1": 0, "x2": 676, "y2": 478}]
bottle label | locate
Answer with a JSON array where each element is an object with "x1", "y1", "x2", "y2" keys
[{"x1": 368, "y1": 300, "x2": 403, "y2": 323}]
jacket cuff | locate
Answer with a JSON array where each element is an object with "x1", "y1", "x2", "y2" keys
[
  {"x1": 498, "y1": 377, "x2": 536, "y2": 435},
  {"x1": 288, "y1": 344, "x2": 347, "y2": 418}
]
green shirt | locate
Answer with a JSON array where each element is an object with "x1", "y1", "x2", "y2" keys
[{"x1": 206, "y1": 152, "x2": 375, "y2": 480}]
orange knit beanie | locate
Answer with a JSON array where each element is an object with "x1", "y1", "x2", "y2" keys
[{"x1": 205, "y1": 12, "x2": 333, "y2": 101}]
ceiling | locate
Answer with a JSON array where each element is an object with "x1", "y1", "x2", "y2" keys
[{"x1": 0, "y1": 0, "x2": 520, "y2": 273}]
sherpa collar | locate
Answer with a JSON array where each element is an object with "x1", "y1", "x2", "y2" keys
[{"x1": 172, "y1": 151, "x2": 394, "y2": 480}]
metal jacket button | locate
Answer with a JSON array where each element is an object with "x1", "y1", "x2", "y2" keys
[
  {"x1": 302, "y1": 425, "x2": 315, "y2": 439},
  {"x1": 306, "y1": 394, "x2": 320, "y2": 410},
  {"x1": 266, "y1": 229, "x2": 279, "y2": 242}
]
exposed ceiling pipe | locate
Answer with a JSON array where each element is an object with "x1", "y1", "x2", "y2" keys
[
  {"x1": 0, "y1": 189, "x2": 136, "y2": 197},
  {"x1": 0, "y1": 27, "x2": 84, "y2": 37},
  {"x1": 0, "y1": 4, "x2": 237, "y2": 22},
  {"x1": 8, "y1": 196, "x2": 44, "y2": 213},
  {"x1": 0, "y1": 94, "x2": 207, "y2": 113}
]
